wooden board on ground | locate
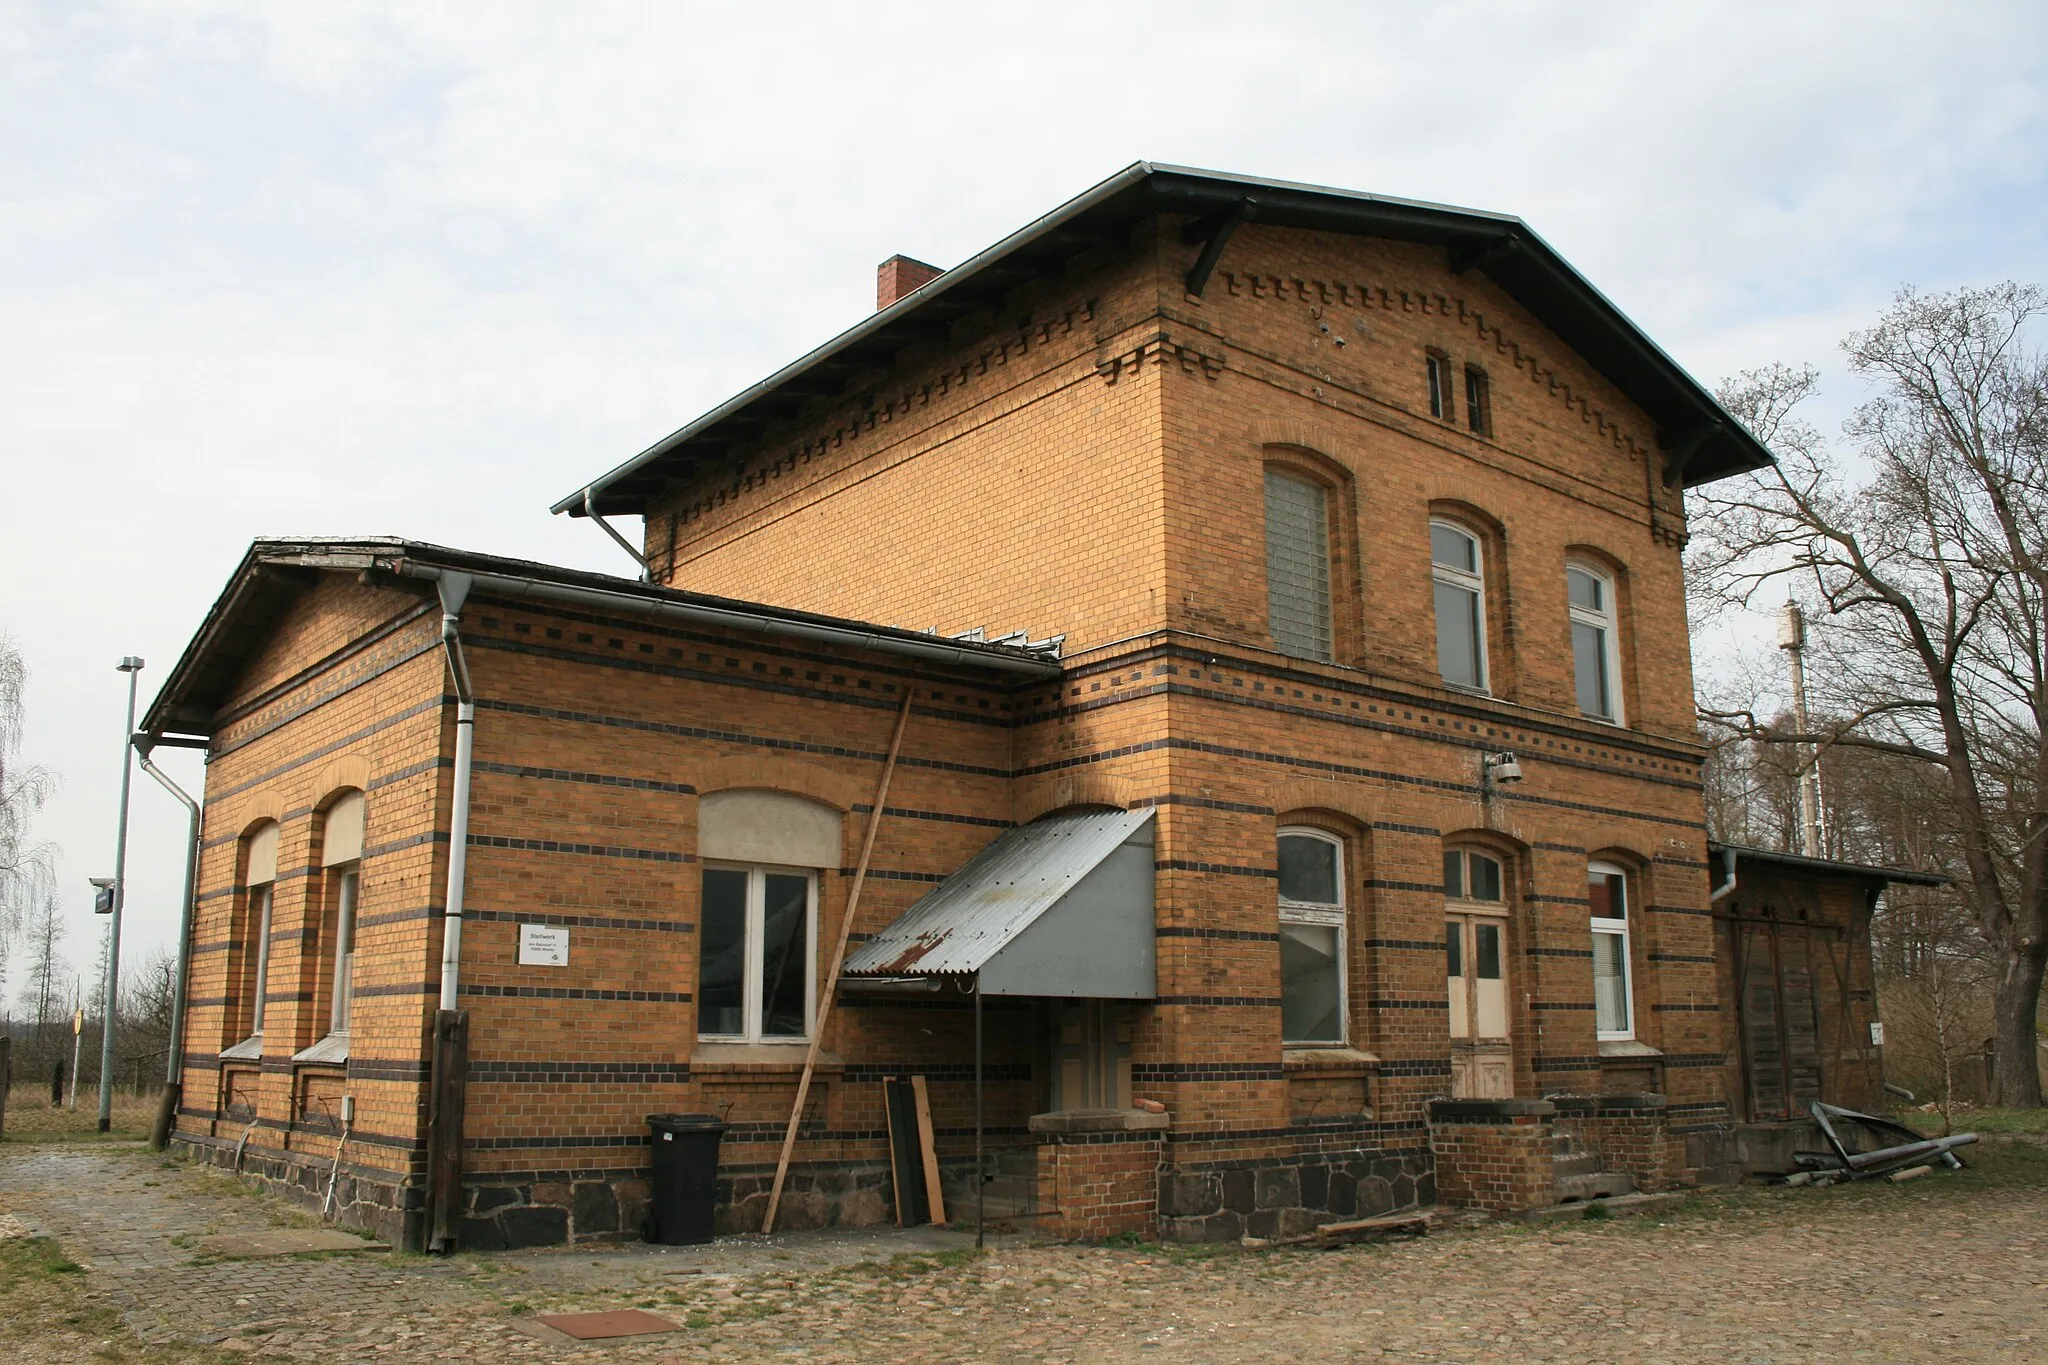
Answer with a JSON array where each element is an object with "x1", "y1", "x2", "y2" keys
[
  {"x1": 911, "y1": 1074, "x2": 948, "y2": 1225},
  {"x1": 883, "y1": 1076, "x2": 930, "y2": 1226},
  {"x1": 1240, "y1": 1209, "x2": 1435, "y2": 1250}
]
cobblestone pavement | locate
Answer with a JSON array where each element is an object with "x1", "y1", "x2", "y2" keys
[{"x1": 4, "y1": 1142, "x2": 2046, "y2": 1362}]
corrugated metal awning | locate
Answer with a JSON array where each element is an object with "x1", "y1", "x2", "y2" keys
[{"x1": 843, "y1": 807, "x2": 1156, "y2": 999}]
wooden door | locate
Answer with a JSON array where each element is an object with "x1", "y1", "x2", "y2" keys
[
  {"x1": 1737, "y1": 921, "x2": 1825, "y2": 1120},
  {"x1": 1448, "y1": 916, "x2": 1512, "y2": 1098},
  {"x1": 1050, "y1": 1000, "x2": 1133, "y2": 1111}
]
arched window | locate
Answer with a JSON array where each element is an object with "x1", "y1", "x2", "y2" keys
[
  {"x1": 1567, "y1": 562, "x2": 1623, "y2": 724},
  {"x1": 321, "y1": 789, "x2": 366, "y2": 1035},
  {"x1": 1430, "y1": 520, "x2": 1488, "y2": 691},
  {"x1": 224, "y1": 821, "x2": 279, "y2": 1058},
  {"x1": 696, "y1": 791, "x2": 840, "y2": 1043},
  {"x1": 1265, "y1": 467, "x2": 1333, "y2": 662},
  {"x1": 1277, "y1": 828, "x2": 1345, "y2": 1045},
  {"x1": 1589, "y1": 861, "x2": 1633, "y2": 1040}
]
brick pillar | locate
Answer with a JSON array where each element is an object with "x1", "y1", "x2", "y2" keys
[
  {"x1": 1029, "y1": 1109, "x2": 1168, "y2": 1240},
  {"x1": 1551, "y1": 1093, "x2": 1683, "y2": 1191},
  {"x1": 1427, "y1": 1098, "x2": 1557, "y2": 1212}
]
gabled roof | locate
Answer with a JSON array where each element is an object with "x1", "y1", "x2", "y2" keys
[
  {"x1": 141, "y1": 537, "x2": 1065, "y2": 742},
  {"x1": 556, "y1": 161, "x2": 1774, "y2": 518}
]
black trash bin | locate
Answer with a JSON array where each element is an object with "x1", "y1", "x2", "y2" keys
[{"x1": 646, "y1": 1112, "x2": 726, "y2": 1245}]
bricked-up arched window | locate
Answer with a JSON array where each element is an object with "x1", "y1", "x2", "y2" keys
[
  {"x1": 1589, "y1": 861, "x2": 1634, "y2": 1040},
  {"x1": 1430, "y1": 520, "x2": 1489, "y2": 691},
  {"x1": 1264, "y1": 467, "x2": 1334, "y2": 662},
  {"x1": 223, "y1": 821, "x2": 279, "y2": 1058},
  {"x1": 696, "y1": 791, "x2": 840, "y2": 1044},
  {"x1": 1567, "y1": 561, "x2": 1623, "y2": 724},
  {"x1": 1278, "y1": 828, "x2": 1346, "y2": 1045}
]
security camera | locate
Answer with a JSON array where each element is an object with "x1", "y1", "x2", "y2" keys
[{"x1": 1485, "y1": 752, "x2": 1523, "y2": 784}]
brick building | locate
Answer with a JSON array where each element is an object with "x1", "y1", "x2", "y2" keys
[{"x1": 149, "y1": 163, "x2": 1837, "y2": 1247}]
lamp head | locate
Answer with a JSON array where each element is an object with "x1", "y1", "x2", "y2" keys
[
  {"x1": 1485, "y1": 752, "x2": 1524, "y2": 784},
  {"x1": 116, "y1": 656, "x2": 144, "y2": 673}
]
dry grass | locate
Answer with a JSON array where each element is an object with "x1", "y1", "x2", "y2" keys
[{"x1": 1, "y1": 1085, "x2": 157, "y2": 1143}]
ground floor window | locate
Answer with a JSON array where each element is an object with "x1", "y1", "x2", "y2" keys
[
  {"x1": 699, "y1": 865, "x2": 816, "y2": 1042},
  {"x1": 1589, "y1": 861, "x2": 1633, "y2": 1039},
  {"x1": 1278, "y1": 828, "x2": 1346, "y2": 1045}
]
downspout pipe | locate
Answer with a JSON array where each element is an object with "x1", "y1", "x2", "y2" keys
[
  {"x1": 435, "y1": 573, "x2": 476, "y2": 1011},
  {"x1": 1708, "y1": 846, "x2": 1739, "y2": 904},
  {"x1": 135, "y1": 735, "x2": 200, "y2": 1151}
]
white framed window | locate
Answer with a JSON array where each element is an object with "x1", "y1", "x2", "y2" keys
[
  {"x1": 1265, "y1": 467, "x2": 1334, "y2": 662},
  {"x1": 1442, "y1": 848, "x2": 1504, "y2": 905},
  {"x1": 1430, "y1": 521, "x2": 1488, "y2": 691},
  {"x1": 1589, "y1": 860, "x2": 1633, "y2": 1040},
  {"x1": 1277, "y1": 828, "x2": 1346, "y2": 1046},
  {"x1": 1567, "y1": 562, "x2": 1623, "y2": 724},
  {"x1": 698, "y1": 864, "x2": 817, "y2": 1042}
]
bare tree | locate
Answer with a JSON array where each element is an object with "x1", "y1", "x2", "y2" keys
[
  {"x1": 0, "y1": 633, "x2": 59, "y2": 994},
  {"x1": 18, "y1": 881, "x2": 68, "y2": 1042},
  {"x1": 1690, "y1": 284, "x2": 2048, "y2": 1107}
]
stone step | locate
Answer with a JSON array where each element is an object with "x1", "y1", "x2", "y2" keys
[
  {"x1": 1551, "y1": 1152, "x2": 1606, "y2": 1179},
  {"x1": 1554, "y1": 1170, "x2": 1637, "y2": 1202}
]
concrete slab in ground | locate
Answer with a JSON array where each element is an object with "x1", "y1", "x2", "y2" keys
[{"x1": 197, "y1": 1228, "x2": 390, "y2": 1257}]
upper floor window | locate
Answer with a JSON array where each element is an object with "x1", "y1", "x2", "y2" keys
[
  {"x1": 1568, "y1": 563, "x2": 1622, "y2": 723},
  {"x1": 1430, "y1": 521, "x2": 1488, "y2": 691},
  {"x1": 1264, "y1": 468, "x2": 1333, "y2": 662},
  {"x1": 1277, "y1": 829, "x2": 1345, "y2": 1045},
  {"x1": 1426, "y1": 353, "x2": 1450, "y2": 419},
  {"x1": 1589, "y1": 861, "x2": 1633, "y2": 1039},
  {"x1": 1464, "y1": 366, "x2": 1492, "y2": 436}
]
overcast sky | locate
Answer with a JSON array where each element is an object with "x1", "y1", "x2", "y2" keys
[{"x1": 3, "y1": 1, "x2": 2044, "y2": 1009}]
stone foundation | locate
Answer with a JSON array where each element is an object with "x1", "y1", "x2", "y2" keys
[
  {"x1": 1427, "y1": 1098, "x2": 1557, "y2": 1212},
  {"x1": 1155, "y1": 1144, "x2": 1434, "y2": 1243},
  {"x1": 172, "y1": 1133, "x2": 421, "y2": 1248}
]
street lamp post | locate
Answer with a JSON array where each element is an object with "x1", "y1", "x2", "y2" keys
[{"x1": 98, "y1": 656, "x2": 143, "y2": 1133}]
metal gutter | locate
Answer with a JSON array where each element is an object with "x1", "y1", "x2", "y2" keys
[{"x1": 389, "y1": 561, "x2": 1065, "y2": 679}]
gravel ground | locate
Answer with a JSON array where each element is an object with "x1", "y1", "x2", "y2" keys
[{"x1": 3, "y1": 1140, "x2": 2045, "y2": 1362}]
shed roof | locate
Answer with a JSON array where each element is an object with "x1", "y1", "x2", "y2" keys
[
  {"x1": 844, "y1": 806, "x2": 1157, "y2": 995},
  {"x1": 556, "y1": 161, "x2": 1774, "y2": 518},
  {"x1": 1711, "y1": 842, "x2": 1949, "y2": 888}
]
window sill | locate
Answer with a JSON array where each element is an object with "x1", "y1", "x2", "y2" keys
[
  {"x1": 1283, "y1": 1046, "x2": 1379, "y2": 1076},
  {"x1": 689, "y1": 1042, "x2": 840, "y2": 1075},
  {"x1": 292, "y1": 1033, "x2": 350, "y2": 1066},
  {"x1": 1597, "y1": 1038, "x2": 1660, "y2": 1058},
  {"x1": 220, "y1": 1035, "x2": 263, "y2": 1062}
]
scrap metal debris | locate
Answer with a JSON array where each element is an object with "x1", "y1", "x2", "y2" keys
[{"x1": 1782, "y1": 1100, "x2": 1976, "y2": 1186}]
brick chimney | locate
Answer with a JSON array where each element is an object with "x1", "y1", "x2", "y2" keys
[{"x1": 876, "y1": 254, "x2": 943, "y2": 310}]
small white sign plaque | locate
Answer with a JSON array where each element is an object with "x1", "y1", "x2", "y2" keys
[
  {"x1": 518, "y1": 923, "x2": 570, "y2": 967},
  {"x1": 1869, "y1": 1021, "x2": 1885, "y2": 1046}
]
